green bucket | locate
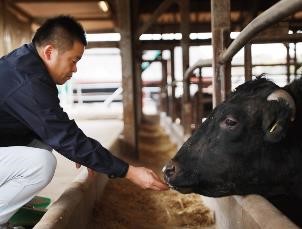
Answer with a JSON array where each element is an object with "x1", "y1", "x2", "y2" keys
[{"x1": 9, "y1": 196, "x2": 51, "y2": 227}]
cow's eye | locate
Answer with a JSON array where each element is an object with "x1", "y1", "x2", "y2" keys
[
  {"x1": 225, "y1": 118, "x2": 237, "y2": 127},
  {"x1": 220, "y1": 116, "x2": 239, "y2": 130}
]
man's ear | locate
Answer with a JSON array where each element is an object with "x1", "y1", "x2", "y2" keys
[
  {"x1": 42, "y1": 45, "x2": 54, "y2": 61},
  {"x1": 262, "y1": 100, "x2": 292, "y2": 143}
]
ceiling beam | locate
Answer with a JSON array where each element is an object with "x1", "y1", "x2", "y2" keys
[
  {"x1": 136, "y1": 0, "x2": 176, "y2": 38},
  {"x1": 11, "y1": 0, "x2": 99, "y2": 2},
  {"x1": 7, "y1": 2, "x2": 34, "y2": 23},
  {"x1": 86, "y1": 32, "x2": 302, "y2": 51}
]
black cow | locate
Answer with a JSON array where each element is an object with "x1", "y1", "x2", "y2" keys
[
  {"x1": 163, "y1": 76, "x2": 302, "y2": 223},
  {"x1": 163, "y1": 75, "x2": 302, "y2": 196}
]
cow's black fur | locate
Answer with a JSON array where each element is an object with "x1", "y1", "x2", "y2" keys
[{"x1": 163, "y1": 76, "x2": 302, "y2": 225}]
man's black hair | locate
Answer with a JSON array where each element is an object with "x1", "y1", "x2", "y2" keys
[{"x1": 32, "y1": 15, "x2": 87, "y2": 51}]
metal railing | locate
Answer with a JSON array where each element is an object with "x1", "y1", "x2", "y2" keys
[
  {"x1": 71, "y1": 82, "x2": 122, "y2": 106},
  {"x1": 220, "y1": 0, "x2": 302, "y2": 64}
]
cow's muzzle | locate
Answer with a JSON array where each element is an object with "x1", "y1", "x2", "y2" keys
[{"x1": 162, "y1": 160, "x2": 194, "y2": 194}]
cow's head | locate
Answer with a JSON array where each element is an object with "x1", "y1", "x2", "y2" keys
[{"x1": 163, "y1": 77, "x2": 296, "y2": 197}]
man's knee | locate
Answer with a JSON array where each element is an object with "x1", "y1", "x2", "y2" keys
[{"x1": 30, "y1": 149, "x2": 57, "y2": 188}]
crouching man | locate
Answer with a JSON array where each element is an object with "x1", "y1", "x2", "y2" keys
[{"x1": 0, "y1": 15, "x2": 168, "y2": 228}]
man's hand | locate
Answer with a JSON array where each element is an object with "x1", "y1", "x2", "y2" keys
[
  {"x1": 75, "y1": 163, "x2": 95, "y2": 177},
  {"x1": 125, "y1": 165, "x2": 169, "y2": 191}
]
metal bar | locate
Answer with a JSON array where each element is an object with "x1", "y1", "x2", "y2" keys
[
  {"x1": 244, "y1": 44, "x2": 252, "y2": 81},
  {"x1": 103, "y1": 87, "x2": 123, "y2": 107},
  {"x1": 177, "y1": 61, "x2": 302, "y2": 80},
  {"x1": 211, "y1": 0, "x2": 231, "y2": 106},
  {"x1": 220, "y1": 0, "x2": 302, "y2": 64},
  {"x1": 184, "y1": 59, "x2": 212, "y2": 82}
]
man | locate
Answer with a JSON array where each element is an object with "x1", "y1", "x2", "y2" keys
[{"x1": 0, "y1": 15, "x2": 168, "y2": 228}]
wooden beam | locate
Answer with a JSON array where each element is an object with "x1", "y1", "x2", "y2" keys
[
  {"x1": 141, "y1": 39, "x2": 212, "y2": 50},
  {"x1": 108, "y1": 0, "x2": 119, "y2": 32},
  {"x1": 145, "y1": 23, "x2": 211, "y2": 34},
  {"x1": 86, "y1": 32, "x2": 302, "y2": 51},
  {"x1": 86, "y1": 41, "x2": 119, "y2": 49},
  {"x1": 136, "y1": 0, "x2": 176, "y2": 38},
  {"x1": 11, "y1": 0, "x2": 99, "y2": 2},
  {"x1": 6, "y1": 2, "x2": 33, "y2": 23}
]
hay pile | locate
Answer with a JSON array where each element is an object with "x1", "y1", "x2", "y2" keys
[{"x1": 90, "y1": 117, "x2": 215, "y2": 229}]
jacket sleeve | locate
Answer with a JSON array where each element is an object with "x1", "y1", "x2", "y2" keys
[{"x1": 3, "y1": 79, "x2": 129, "y2": 178}]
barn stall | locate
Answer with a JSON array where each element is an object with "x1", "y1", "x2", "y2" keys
[{"x1": 1, "y1": 0, "x2": 302, "y2": 228}]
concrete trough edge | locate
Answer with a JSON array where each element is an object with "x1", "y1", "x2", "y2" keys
[
  {"x1": 33, "y1": 136, "x2": 121, "y2": 229},
  {"x1": 203, "y1": 195, "x2": 298, "y2": 229}
]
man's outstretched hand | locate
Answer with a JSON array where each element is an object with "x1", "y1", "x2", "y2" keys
[
  {"x1": 75, "y1": 163, "x2": 95, "y2": 177},
  {"x1": 75, "y1": 163, "x2": 169, "y2": 191},
  {"x1": 125, "y1": 165, "x2": 169, "y2": 191}
]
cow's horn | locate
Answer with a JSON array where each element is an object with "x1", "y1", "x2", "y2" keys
[{"x1": 267, "y1": 89, "x2": 296, "y2": 122}]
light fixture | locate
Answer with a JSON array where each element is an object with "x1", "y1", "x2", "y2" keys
[{"x1": 98, "y1": 1, "x2": 109, "y2": 13}]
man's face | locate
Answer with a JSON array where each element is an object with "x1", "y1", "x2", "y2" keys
[{"x1": 47, "y1": 40, "x2": 84, "y2": 85}]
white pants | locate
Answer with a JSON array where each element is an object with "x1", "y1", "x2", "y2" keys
[{"x1": 0, "y1": 139, "x2": 56, "y2": 224}]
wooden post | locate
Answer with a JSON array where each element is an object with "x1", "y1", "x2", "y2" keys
[
  {"x1": 197, "y1": 68, "x2": 204, "y2": 126},
  {"x1": 294, "y1": 42, "x2": 297, "y2": 77},
  {"x1": 117, "y1": 0, "x2": 139, "y2": 158},
  {"x1": 135, "y1": 50, "x2": 143, "y2": 127},
  {"x1": 285, "y1": 43, "x2": 290, "y2": 84},
  {"x1": 179, "y1": 0, "x2": 191, "y2": 137},
  {"x1": 161, "y1": 60, "x2": 168, "y2": 114},
  {"x1": 0, "y1": 0, "x2": 6, "y2": 56},
  {"x1": 211, "y1": 0, "x2": 231, "y2": 107},
  {"x1": 244, "y1": 43, "x2": 252, "y2": 81},
  {"x1": 169, "y1": 48, "x2": 177, "y2": 122},
  {"x1": 132, "y1": 0, "x2": 142, "y2": 133}
]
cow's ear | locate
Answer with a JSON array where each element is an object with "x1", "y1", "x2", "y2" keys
[{"x1": 262, "y1": 100, "x2": 292, "y2": 143}]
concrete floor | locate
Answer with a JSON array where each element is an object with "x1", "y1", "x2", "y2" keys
[{"x1": 38, "y1": 103, "x2": 123, "y2": 204}]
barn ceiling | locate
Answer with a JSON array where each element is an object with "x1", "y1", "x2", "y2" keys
[{"x1": 5, "y1": 0, "x2": 302, "y2": 34}]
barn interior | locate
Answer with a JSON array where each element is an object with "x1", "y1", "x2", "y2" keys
[{"x1": 1, "y1": 0, "x2": 302, "y2": 228}]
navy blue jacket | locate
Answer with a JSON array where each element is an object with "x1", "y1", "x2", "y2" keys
[{"x1": 0, "y1": 43, "x2": 129, "y2": 178}]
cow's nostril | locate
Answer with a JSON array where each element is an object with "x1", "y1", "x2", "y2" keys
[{"x1": 163, "y1": 163, "x2": 176, "y2": 178}]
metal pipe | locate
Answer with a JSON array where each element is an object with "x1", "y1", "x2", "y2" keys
[
  {"x1": 184, "y1": 59, "x2": 212, "y2": 81},
  {"x1": 220, "y1": 0, "x2": 302, "y2": 64}
]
